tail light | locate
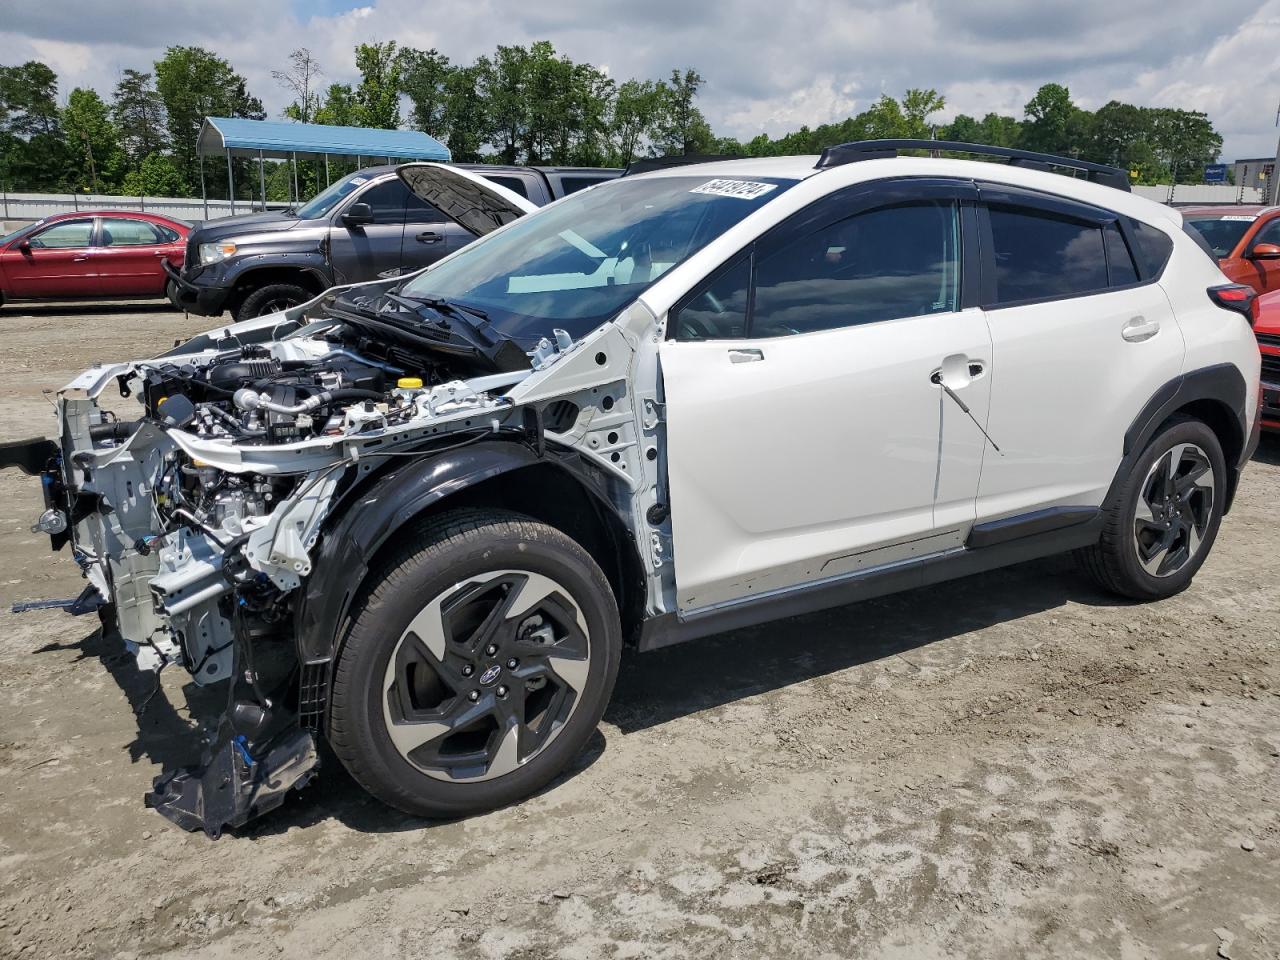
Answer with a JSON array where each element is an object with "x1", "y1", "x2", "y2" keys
[{"x1": 1208, "y1": 284, "x2": 1257, "y2": 325}]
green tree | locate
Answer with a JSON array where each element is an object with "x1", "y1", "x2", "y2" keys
[
  {"x1": 353, "y1": 41, "x2": 402, "y2": 128},
  {"x1": 112, "y1": 69, "x2": 166, "y2": 169},
  {"x1": 1021, "y1": 83, "x2": 1086, "y2": 156},
  {"x1": 609, "y1": 78, "x2": 663, "y2": 166},
  {"x1": 482, "y1": 44, "x2": 532, "y2": 163},
  {"x1": 901, "y1": 88, "x2": 945, "y2": 138},
  {"x1": 154, "y1": 46, "x2": 264, "y2": 194},
  {"x1": 0, "y1": 61, "x2": 67, "y2": 190},
  {"x1": 439, "y1": 64, "x2": 490, "y2": 162},
  {"x1": 400, "y1": 47, "x2": 451, "y2": 134},
  {"x1": 313, "y1": 82, "x2": 358, "y2": 126},
  {"x1": 120, "y1": 151, "x2": 184, "y2": 196},
  {"x1": 63, "y1": 87, "x2": 124, "y2": 192},
  {"x1": 653, "y1": 68, "x2": 713, "y2": 156}
]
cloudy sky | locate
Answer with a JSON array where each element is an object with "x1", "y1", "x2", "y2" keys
[{"x1": 1, "y1": 0, "x2": 1278, "y2": 162}]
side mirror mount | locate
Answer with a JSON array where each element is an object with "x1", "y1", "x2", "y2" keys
[
  {"x1": 342, "y1": 202, "x2": 373, "y2": 227},
  {"x1": 16, "y1": 239, "x2": 31, "y2": 251},
  {"x1": 1248, "y1": 242, "x2": 1280, "y2": 260}
]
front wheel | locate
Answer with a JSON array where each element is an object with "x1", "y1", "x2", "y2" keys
[
  {"x1": 1076, "y1": 416, "x2": 1226, "y2": 600},
  {"x1": 234, "y1": 282, "x2": 311, "y2": 322},
  {"x1": 328, "y1": 509, "x2": 622, "y2": 819}
]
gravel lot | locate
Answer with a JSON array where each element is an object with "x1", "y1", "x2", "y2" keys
[{"x1": 0, "y1": 302, "x2": 1277, "y2": 960}]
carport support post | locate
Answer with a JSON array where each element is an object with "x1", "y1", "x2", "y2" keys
[
  {"x1": 258, "y1": 150, "x2": 266, "y2": 212},
  {"x1": 226, "y1": 149, "x2": 235, "y2": 216},
  {"x1": 199, "y1": 156, "x2": 208, "y2": 220},
  {"x1": 292, "y1": 152, "x2": 299, "y2": 203},
  {"x1": 324, "y1": 154, "x2": 330, "y2": 186}
]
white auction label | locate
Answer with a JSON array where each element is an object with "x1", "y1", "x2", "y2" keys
[{"x1": 690, "y1": 179, "x2": 777, "y2": 200}]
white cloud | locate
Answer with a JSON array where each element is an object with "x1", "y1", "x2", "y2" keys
[{"x1": 0, "y1": 0, "x2": 1275, "y2": 160}]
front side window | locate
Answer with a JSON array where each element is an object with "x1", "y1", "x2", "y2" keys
[
  {"x1": 987, "y1": 205, "x2": 1107, "y2": 305},
  {"x1": 1253, "y1": 218, "x2": 1280, "y2": 248},
  {"x1": 356, "y1": 180, "x2": 408, "y2": 223},
  {"x1": 399, "y1": 174, "x2": 794, "y2": 343},
  {"x1": 296, "y1": 173, "x2": 375, "y2": 220},
  {"x1": 100, "y1": 218, "x2": 162, "y2": 246},
  {"x1": 28, "y1": 220, "x2": 94, "y2": 249},
  {"x1": 751, "y1": 200, "x2": 961, "y2": 337}
]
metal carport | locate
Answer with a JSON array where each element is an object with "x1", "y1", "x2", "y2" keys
[{"x1": 195, "y1": 117, "x2": 451, "y2": 216}]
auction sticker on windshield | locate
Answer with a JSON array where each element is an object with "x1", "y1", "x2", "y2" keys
[
  {"x1": 1220, "y1": 215, "x2": 1257, "y2": 221},
  {"x1": 691, "y1": 179, "x2": 777, "y2": 200}
]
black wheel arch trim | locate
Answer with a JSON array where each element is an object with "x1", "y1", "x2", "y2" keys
[
  {"x1": 1114, "y1": 362, "x2": 1249, "y2": 513},
  {"x1": 293, "y1": 439, "x2": 643, "y2": 691}
]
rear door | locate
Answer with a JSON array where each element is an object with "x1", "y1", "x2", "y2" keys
[
  {"x1": 2, "y1": 217, "x2": 98, "y2": 297},
  {"x1": 973, "y1": 186, "x2": 1184, "y2": 521},
  {"x1": 93, "y1": 217, "x2": 181, "y2": 296},
  {"x1": 328, "y1": 177, "x2": 411, "y2": 284}
]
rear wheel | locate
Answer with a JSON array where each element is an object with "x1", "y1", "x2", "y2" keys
[
  {"x1": 1076, "y1": 416, "x2": 1225, "y2": 600},
  {"x1": 234, "y1": 282, "x2": 311, "y2": 322},
  {"x1": 328, "y1": 509, "x2": 621, "y2": 819}
]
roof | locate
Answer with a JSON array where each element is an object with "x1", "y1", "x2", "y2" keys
[
  {"x1": 197, "y1": 118, "x2": 450, "y2": 162},
  {"x1": 37, "y1": 210, "x2": 190, "y2": 225},
  {"x1": 631, "y1": 155, "x2": 822, "y2": 180},
  {"x1": 1180, "y1": 205, "x2": 1276, "y2": 217}
]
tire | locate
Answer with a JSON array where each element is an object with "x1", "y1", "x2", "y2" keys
[
  {"x1": 328, "y1": 508, "x2": 622, "y2": 819},
  {"x1": 234, "y1": 282, "x2": 311, "y2": 322},
  {"x1": 165, "y1": 280, "x2": 183, "y2": 311},
  {"x1": 1075, "y1": 415, "x2": 1226, "y2": 601}
]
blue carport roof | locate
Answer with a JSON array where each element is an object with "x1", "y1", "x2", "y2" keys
[{"x1": 197, "y1": 117, "x2": 450, "y2": 161}]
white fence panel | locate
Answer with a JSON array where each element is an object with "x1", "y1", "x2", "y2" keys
[
  {"x1": 1133, "y1": 184, "x2": 1265, "y2": 206},
  {"x1": 0, "y1": 191, "x2": 291, "y2": 224}
]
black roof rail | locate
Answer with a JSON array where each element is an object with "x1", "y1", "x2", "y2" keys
[
  {"x1": 814, "y1": 139, "x2": 1131, "y2": 192},
  {"x1": 622, "y1": 154, "x2": 743, "y2": 177}
]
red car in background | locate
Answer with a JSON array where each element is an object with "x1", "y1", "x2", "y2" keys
[
  {"x1": 1182, "y1": 205, "x2": 1280, "y2": 295},
  {"x1": 0, "y1": 211, "x2": 189, "y2": 308},
  {"x1": 1253, "y1": 289, "x2": 1280, "y2": 432}
]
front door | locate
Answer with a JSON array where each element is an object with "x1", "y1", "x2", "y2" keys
[
  {"x1": 1236, "y1": 217, "x2": 1280, "y2": 294},
  {"x1": 2, "y1": 217, "x2": 98, "y2": 298},
  {"x1": 93, "y1": 217, "x2": 181, "y2": 296},
  {"x1": 328, "y1": 178, "x2": 410, "y2": 285},
  {"x1": 401, "y1": 192, "x2": 473, "y2": 272},
  {"x1": 660, "y1": 181, "x2": 992, "y2": 611}
]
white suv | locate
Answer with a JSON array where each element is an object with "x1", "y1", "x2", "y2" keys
[{"x1": 2, "y1": 142, "x2": 1262, "y2": 835}]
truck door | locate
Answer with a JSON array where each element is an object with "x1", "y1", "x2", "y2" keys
[{"x1": 328, "y1": 178, "x2": 409, "y2": 284}]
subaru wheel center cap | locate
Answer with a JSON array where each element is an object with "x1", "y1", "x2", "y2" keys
[{"x1": 478, "y1": 664, "x2": 502, "y2": 686}]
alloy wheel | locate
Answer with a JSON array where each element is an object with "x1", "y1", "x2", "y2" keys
[
  {"x1": 381, "y1": 569, "x2": 591, "y2": 782},
  {"x1": 1132, "y1": 442, "x2": 1215, "y2": 578}
]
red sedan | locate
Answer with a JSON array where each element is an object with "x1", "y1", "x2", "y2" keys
[
  {"x1": 1255, "y1": 288, "x2": 1280, "y2": 432},
  {"x1": 1182, "y1": 205, "x2": 1280, "y2": 295},
  {"x1": 0, "y1": 211, "x2": 189, "y2": 308}
]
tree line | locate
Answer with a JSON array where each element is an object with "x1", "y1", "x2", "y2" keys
[{"x1": 0, "y1": 39, "x2": 1224, "y2": 202}]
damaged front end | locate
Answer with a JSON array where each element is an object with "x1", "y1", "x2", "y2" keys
[{"x1": 5, "y1": 285, "x2": 669, "y2": 837}]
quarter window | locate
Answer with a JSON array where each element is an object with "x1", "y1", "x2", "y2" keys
[
  {"x1": 751, "y1": 200, "x2": 961, "y2": 337},
  {"x1": 1127, "y1": 218, "x2": 1174, "y2": 278},
  {"x1": 1103, "y1": 222, "x2": 1139, "y2": 286},
  {"x1": 987, "y1": 205, "x2": 1108, "y2": 304}
]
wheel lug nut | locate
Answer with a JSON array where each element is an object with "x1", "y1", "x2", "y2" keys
[
  {"x1": 485, "y1": 644, "x2": 498, "y2": 656},
  {"x1": 467, "y1": 690, "x2": 480, "y2": 702},
  {"x1": 496, "y1": 685, "x2": 508, "y2": 698},
  {"x1": 462, "y1": 665, "x2": 474, "y2": 677},
  {"x1": 506, "y1": 658, "x2": 518, "y2": 669}
]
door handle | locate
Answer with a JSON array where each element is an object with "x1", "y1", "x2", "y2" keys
[
  {"x1": 1122, "y1": 315, "x2": 1160, "y2": 342},
  {"x1": 416, "y1": 231, "x2": 443, "y2": 244},
  {"x1": 728, "y1": 348, "x2": 764, "y2": 364},
  {"x1": 72, "y1": 255, "x2": 90, "y2": 262}
]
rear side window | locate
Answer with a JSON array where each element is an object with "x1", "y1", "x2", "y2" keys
[
  {"x1": 484, "y1": 175, "x2": 530, "y2": 199},
  {"x1": 1127, "y1": 219, "x2": 1174, "y2": 277},
  {"x1": 100, "y1": 217, "x2": 163, "y2": 246},
  {"x1": 559, "y1": 176, "x2": 610, "y2": 195},
  {"x1": 1103, "y1": 222, "x2": 1139, "y2": 286},
  {"x1": 987, "y1": 205, "x2": 1108, "y2": 304}
]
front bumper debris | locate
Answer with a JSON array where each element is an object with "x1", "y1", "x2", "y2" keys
[{"x1": 145, "y1": 727, "x2": 319, "y2": 839}]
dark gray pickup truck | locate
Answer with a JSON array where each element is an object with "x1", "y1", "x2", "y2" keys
[{"x1": 166, "y1": 163, "x2": 619, "y2": 322}]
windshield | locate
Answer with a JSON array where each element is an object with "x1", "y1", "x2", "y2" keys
[
  {"x1": 296, "y1": 173, "x2": 377, "y2": 220},
  {"x1": 399, "y1": 174, "x2": 794, "y2": 342},
  {"x1": 1184, "y1": 216, "x2": 1255, "y2": 259}
]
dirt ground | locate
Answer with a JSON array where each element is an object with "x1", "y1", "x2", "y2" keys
[{"x1": 0, "y1": 302, "x2": 1277, "y2": 960}]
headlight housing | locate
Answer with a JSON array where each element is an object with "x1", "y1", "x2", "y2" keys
[{"x1": 198, "y1": 241, "x2": 237, "y2": 265}]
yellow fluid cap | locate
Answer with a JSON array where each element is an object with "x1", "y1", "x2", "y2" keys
[{"x1": 397, "y1": 377, "x2": 424, "y2": 389}]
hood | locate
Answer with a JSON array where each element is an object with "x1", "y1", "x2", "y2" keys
[
  {"x1": 397, "y1": 163, "x2": 538, "y2": 237},
  {"x1": 190, "y1": 211, "x2": 299, "y2": 244},
  {"x1": 1255, "y1": 289, "x2": 1280, "y2": 337}
]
